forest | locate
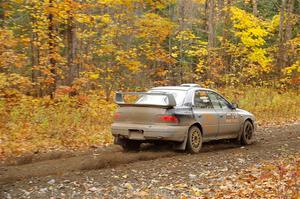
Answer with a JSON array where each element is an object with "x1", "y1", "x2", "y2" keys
[{"x1": 0, "y1": 0, "x2": 299, "y2": 159}]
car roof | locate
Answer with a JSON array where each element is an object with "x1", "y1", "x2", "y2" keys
[{"x1": 151, "y1": 86, "x2": 215, "y2": 92}]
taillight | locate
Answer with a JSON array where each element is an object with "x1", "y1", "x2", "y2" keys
[
  {"x1": 114, "y1": 112, "x2": 121, "y2": 120},
  {"x1": 159, "y1": 115, "x2": 179, "y2": 123}
]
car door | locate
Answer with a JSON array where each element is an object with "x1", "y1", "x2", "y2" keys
[
  {"x1": 192, "y1": 90, "x2": 219, "y2": 140},
  {"x1": 207, "y1": 91, "x2": 240, "y2": 138}
]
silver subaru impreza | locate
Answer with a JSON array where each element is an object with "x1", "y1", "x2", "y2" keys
[{"x1": 112, "y1": 84, "x2": 256, "y2": 153}]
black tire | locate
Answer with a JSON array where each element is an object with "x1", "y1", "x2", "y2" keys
[
  {"x1": 122, "y1": 140, "x2": 141, "y2": 151},
  {"x1": 186, "y1": 126, "x2": 203, "y2": 153},
  {"x1": 240, "y1": 120, "x2": 254, "y2": 145}
]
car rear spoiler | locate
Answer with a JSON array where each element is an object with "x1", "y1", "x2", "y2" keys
[{"x1": 115, "y1": 92, "x2": 176, "y2": 108}]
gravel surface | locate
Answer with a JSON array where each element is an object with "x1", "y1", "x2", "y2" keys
[{"x1": 1, "y1": 123, "x2": 299, "y2": 198}]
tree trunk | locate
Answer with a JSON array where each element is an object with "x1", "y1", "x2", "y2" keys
[
  {"x1": 222, "y1": 0, "x2": 231, "y2": 81},
  {"x1": 285, "y1": 0, "x2": 294, "y2": 66},
  {"x1": 0, "y1": 1, "x2": 4, "y2": 27},
  {"x1": 177, "y1": 0, "x2": 186, "y2": 84},
  {"x1": 217, "y1": 0, "x2": 224, "y2": 20},
  {"x1": 30, "y1": 17, "x2": 41, "y2": 97},
  {"x1": 277, "y1": 0, "x2": 286, "y2": 70},
  {"x1": 207, "y1": 0, "x2": 216, "y2": 82},
  {"x1": 252, "y1": 0, "x2": 258, "y2": 16},
  {"x1": 48, "y1": 0, "x2": 57, "y2": 99},
  {"x1": 207, "y1": 0, "x2": 216, "y2": 49},
  {"x1": 285, "y1": 0, "x2": 294, "y2": 42},
  {"x1": 66, "y1": 16, "x2": 78, "y2": 86}
]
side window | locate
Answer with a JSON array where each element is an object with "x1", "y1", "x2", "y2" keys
[
  {"x1": 218, "y1": 97, "x2": 231, "y2": 110},
  {"x1": 207, "y1": 92, "x2": 221, "y2": 109},
  {"x1": 194, "y1": 91, "x2": 213, "y2": 109},
  {"x1": 208, "y1": 92, "x2": 231, "y2": 110},
  {"x1": 216, "y1": 94, "x2": 231, "y2": 110}
]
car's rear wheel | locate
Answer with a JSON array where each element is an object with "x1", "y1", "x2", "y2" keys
[
  {"x1": 122, "y1": 140, "x2": 141, "y2": 151},
  {"x1": 240, "y1": 120, "x2": 254, "y2": 145},
  {"x1": 186, "y1": 126, "x2": 202, "y2": 153}
]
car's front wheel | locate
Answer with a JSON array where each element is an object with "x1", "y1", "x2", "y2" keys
[
  {"x1": 240, "y1": 120, "x2": 254, "y2": 145},
  {"x1": 186, "y1": 126, "x2": 203, "y2": 153}
]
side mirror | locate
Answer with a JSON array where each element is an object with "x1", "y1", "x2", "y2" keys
[{"x1": 231, "y1": 103, "x2": 238, "y2": 109}]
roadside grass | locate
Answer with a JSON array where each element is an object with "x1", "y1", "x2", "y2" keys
[
  {"x1": 0, "y1": 87, "x2": 299, "y2": 159},
  {"x1": 0, "y1": 94, "x2": 116, "y2": 160},
  {"x1": 218, "y1": 87, "x2": 300, "y2": 125}
]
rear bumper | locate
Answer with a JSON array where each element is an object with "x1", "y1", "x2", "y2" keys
[{"x1": 111, "y1": 123, "x2": 188, "y2": 142}]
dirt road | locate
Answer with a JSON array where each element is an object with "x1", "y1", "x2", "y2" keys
[{"x1": 1, "y1": 123, "x2": 299, "y2": 198}]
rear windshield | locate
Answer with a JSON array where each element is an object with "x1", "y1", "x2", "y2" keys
[{"x1": 136, "y1": 90, "x2": 187, "y2": 106}]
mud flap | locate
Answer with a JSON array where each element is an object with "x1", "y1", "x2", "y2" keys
[
  {"x1": 114, "y1": 137, "x2": 125, "y2": 145},
  {"x1": 173, "y1": 134, "x2": 188, "y2": 151}
]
